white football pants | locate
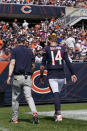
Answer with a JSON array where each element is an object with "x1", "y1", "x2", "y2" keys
[{"x1": 48, "y1": 79, "x2": 65, "y2": 93}]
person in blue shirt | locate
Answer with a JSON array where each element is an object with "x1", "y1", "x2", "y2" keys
[{"x1": 7, "y1": 35, "x2": 39, "y2": 124}]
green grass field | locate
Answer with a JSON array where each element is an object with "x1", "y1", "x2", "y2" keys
[{"x1": 0, "y1": 103, "x2": 87, "y2": 131}]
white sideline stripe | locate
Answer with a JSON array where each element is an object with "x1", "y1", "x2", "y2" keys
[
  {"x1": 25, "y1": 110, "x2": 87, "y2": 121},
  {"x1": 0, "y1": 127, "x2": 9, "y2": 131}
]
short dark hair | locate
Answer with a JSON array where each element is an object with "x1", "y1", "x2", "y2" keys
[{"x1": 17, "y1": 35, "x2": 25, "y2": 43}]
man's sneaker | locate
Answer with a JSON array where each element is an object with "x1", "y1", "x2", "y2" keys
[
  {"x1": 10, "y1": 120, "x2": 18, "y2": 123},
  {"x1": 33, "y1": 116, "x2": 39, "y2": 124},
  {"x1": 54, "y1": 114, "x2": 62, "y2": 122}
]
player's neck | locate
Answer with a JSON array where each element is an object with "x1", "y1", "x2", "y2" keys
[{"x1": 50, "y1": 42, "x2": 57, "y2": 46}]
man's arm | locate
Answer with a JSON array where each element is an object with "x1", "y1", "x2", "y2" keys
[
  {"x1": 7, "y1": 59, "x2": 15, "y2": 84},
  {"x1": 31, "y1": 50, "x2": 35, "y2": 75},
  {"x1": 40, "y1": 48, "x2": 47, "y2": 77},
  {"x1": 40, "y1": 65, "x2": 45, "y2": 77},
  {"x1": 32, "y1": 63, "x2": 35, "y2": 74},
  {"x1": 63, "y1": 48, "x2": 77, "y2": 83}
]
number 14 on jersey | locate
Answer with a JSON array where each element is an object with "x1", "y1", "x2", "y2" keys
[{"x1": 51, "y1": 50, "x2": 62, "y2": 65}]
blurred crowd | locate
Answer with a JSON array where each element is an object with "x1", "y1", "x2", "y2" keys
[
  {"x1": 0, "y1": 17, "x2": 87, "y2": 63},
  {"x1": 0, "y1": 0, "x2": 87, "y2": 7}
]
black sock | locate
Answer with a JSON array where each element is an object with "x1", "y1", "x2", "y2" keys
[{"x1": 53, "y1": 92, "x2": 61, "y2": 115}]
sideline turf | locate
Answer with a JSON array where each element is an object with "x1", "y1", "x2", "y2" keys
[{"x1": 0, "y1": 103, "x2": 87, "y2": 131}]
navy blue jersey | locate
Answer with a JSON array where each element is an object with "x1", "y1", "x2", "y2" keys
[
  {"x1": 42, "y1": 45, "x2": 75, "y2": 79},
  {"x1": 11, "y1": 45, "x2": 35, "y2": 74}
]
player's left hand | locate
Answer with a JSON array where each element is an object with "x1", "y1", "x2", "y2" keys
[{"x1": 71, "y1": 75, "x2": 77, "y2": 83}]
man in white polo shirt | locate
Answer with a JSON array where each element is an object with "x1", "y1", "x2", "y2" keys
[{"x1": 66, "y1": 33, "x2": 75, "y2": 50}]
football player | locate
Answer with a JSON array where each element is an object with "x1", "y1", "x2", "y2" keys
[{"x1": 40, "y1": 33, "x2": 77, "y2": 122}]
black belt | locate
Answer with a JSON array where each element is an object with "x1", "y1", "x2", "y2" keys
[{"x1": 14, "y1": 72, "x2": 31, "y2": 75}]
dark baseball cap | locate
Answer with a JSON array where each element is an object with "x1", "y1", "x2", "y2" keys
[{"x1": 17, "y1": 35, "x2": 25, "y2": 42}]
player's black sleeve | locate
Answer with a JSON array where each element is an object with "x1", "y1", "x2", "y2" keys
[
  {"x1": 41, "y1": 48, "x2": 47, "y2": 67},
  {"x1": 63, "y1": 49, "x2": 75, "y2": 75}
]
